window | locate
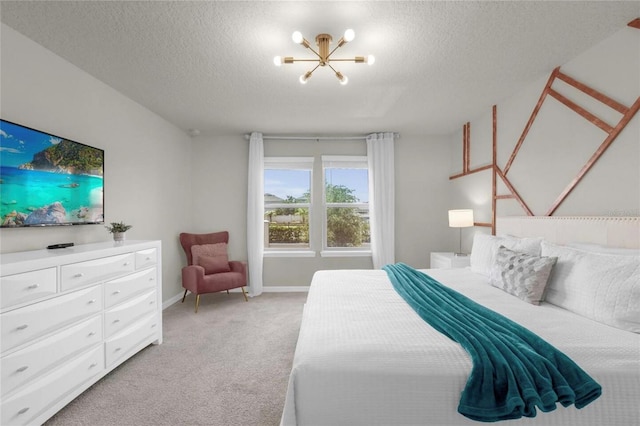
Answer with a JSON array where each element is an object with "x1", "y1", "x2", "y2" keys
[
  {"x1": 264, "y1": 157, "x2": 313, "y2": 253},
  {"x1": 263, "y1": 155, "x2": 371, "y2": 257},
  {"x1": 322, "y1": 156, "x2": 370, "y2": 254}
]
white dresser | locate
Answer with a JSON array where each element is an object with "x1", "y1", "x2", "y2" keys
[{"x1": 0, "y1": 240, "x2": 162, "y2": 426}]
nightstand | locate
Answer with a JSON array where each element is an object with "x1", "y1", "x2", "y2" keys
[{"x1": 430, "y1": 252, "x2": 471, "y2": 269}]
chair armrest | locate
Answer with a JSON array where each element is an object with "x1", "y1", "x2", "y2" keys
[
  {"x1": 229, "y1": 261, "x2": 248, "y2": 283},
  {"x1": 182, "y1": 264, "x2": 206, "y2": 293}
]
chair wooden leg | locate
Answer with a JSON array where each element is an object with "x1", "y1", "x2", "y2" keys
[
  {"x1": 226, "y1": 290, "x2": 230, "y2": 295},
  {"x1": 241, "y1": 287, "x2": 248, "y2": 302},
  {"x1": 181, "y1": 289, "x2": 188, "y2": 303},
  {"x1": 195, "y1": 294, "x2": 200, "y2": 313}
]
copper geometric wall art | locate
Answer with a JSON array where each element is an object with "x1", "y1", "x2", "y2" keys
[
  {"x1": 501, "y1": 66, "x2": 639, "y2": 218},
  {"x1": 449, "y1": 122, "x2": 492, "y2": 180},
  {"x1": 451, "y1": 19, "x2": 639, "y2": 235}
]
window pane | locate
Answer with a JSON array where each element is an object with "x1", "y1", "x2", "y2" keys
[
  {"x1": 324, "y1": 168, "x2": 368, "y2": 203},
  {"x1": 265, "y1": 169, "x2": 310, "y2": 203},
  {"x1": 264, "y1": 167, "x2": 311, "y2": 249},
  {"x1": 265, "y1": 207, "x2": 309, "y2": 248},
  {"x1": 326, "y1": 207, "x2": 370, "y2": 248}
]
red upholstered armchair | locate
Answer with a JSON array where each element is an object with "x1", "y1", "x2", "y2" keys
[{"x1": 179, "y1": 231, "x2": 248, "y2": 313}]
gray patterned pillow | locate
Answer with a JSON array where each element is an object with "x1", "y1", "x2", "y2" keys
[{"x1": 489, "y1": 245, "x2": 557, "y2": 305}]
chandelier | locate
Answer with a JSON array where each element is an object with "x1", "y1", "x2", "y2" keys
[{"x1": 273, "y1": 29, "x2": 375, "y2": 85}]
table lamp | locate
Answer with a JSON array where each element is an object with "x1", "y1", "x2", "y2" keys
[{"x1": 448, "y1": 209, "x2": 474, "y2": 256}]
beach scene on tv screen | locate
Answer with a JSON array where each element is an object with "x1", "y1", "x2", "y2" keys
[{"x1": 0, "y1": 120, "x2": 104, "y2": 227}]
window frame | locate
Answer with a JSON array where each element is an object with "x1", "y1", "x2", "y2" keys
[
  {"x1": 263, "y1": 157, "x2": 315, "y2": 257},
  {"x1": 321, "y1": 155, "x2": 371, "y2": 257}
]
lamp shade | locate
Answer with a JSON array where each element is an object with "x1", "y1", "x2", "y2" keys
[{"x1": 448, "y1": 209, "x2": 474, "y2": 228}]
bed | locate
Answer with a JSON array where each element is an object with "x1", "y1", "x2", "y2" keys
[{"x1": 281, "y1": 217, "x2": 640, "y2": 425}]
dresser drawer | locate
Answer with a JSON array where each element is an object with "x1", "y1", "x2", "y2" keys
[
  {"x1": 135, "y1": 248, "x2": 157, "y2": 269},
  {"x1": 1, "y1": 315, "x2": 102, "y2": 397},
  {"x1": 106, "y1": 313, "x2": 158, "y2": 367},
  {"x1": 104, "y1": 267, "x2": 157, "y2": 309},
  {"x1": 1, "y1": 268, "x2": 57, "y2": 310},
  {"x1": 104, "y1": 290, "x2": 157, "y2": 338},
  {"x1": 61, "y1": 253, "x2": 135, "y2": 291},
  {"x1": 1, "y1": 345, "x2": 104, "y2": 426},
  {"x1": 1, "y1": 286, "x2": 102, "y2": 354}
]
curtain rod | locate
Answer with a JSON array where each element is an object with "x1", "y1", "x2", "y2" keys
[{"x1": 243, "y1": 133, "x2": 400, "y2": 141}]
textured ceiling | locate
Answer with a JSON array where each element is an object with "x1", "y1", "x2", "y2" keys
[{"x1": 1, "y1": 1, "x2": 638, "y2": 137}]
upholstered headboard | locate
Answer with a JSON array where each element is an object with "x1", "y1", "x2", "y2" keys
[{"x1": 495, "y1": 216, "x2": 640, "y2": 249}]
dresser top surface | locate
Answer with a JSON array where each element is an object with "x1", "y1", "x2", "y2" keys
[{"x1": 1, "y1": 240, "x2": 160, "y2": 272}]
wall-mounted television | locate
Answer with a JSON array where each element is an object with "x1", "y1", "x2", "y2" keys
[{"x1": 0, "y1": 119, "x2": 104, "y2": 228}]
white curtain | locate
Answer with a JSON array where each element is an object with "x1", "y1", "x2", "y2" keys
[
  {"x1": 247, "y1": 132, "x2": 264, "y2": 296},
  {"x1": 367, "y1": 132, "x2": 395, "y2": 269}
]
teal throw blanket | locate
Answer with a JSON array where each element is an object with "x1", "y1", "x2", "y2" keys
[{"x1": 383, "y1": 263, "x2": 601, "y2": 422}]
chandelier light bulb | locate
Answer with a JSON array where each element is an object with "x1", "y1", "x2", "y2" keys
[
  {"x1": 343, "y1": 29, "x2": 355, "y2": 42},
  {"x1": 273, "y1": 56, "x2": 283, "y2": 66},
  {"x1": 336, "y1": 71, "x2": 348, "y2": 85},
  {"x1": 292, "y1": 31, "x2": 304, "y2": 44},
  {"x1": 299, "y1": 71, "x2": 312, "y2": 84},
  {"x1": 367, "y1": 54, "x2": 376, "y2": 65}
]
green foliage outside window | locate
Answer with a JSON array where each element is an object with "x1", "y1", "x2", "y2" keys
[
  {"x1": 324, "y1": 183, "x2": 369, "y2": 248},
  {"x1": 265, "y1": 183, "x2": 368, "y2": 247},
  {"x1": 271, "y1": 195, "x2": 309, "y2": 218},
  {"x1": 325, "y1": 184, "x2": 358, "y2": 203},
  {"x1": 268, "y1": 223, "x2": 309, "y2": 244},
  {"x1": 326, "y1": 207, "x2": 369, "y2": 247}
]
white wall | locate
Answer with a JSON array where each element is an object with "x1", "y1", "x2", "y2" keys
[
  {"x1": 396, "y1": 133, "x2": 453, "y2": 266},
  {"x1": 188, "y1": 134, "x2": 249, "y2": 264},
  {"x1": 449, "y1": 25, "x2": 640, "y2": 250},
  {"x1": 0, "y1": 24, "x2": 193, "y2": 303}
]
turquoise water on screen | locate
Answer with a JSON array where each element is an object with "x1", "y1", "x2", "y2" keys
[{"x1": 1, "y1": 166, "x2": 103, "y2": 223}]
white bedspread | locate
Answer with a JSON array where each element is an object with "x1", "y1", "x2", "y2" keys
[{"x1": 281, "y1": 268, "x2": 640, "y2": 425}]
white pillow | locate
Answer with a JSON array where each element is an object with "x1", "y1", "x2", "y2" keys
[
  {"x1": 541, "y1": 241, "x2": 640, "y2": 333},
  {"x1": 566, "y1": 242, "x2": 640, "y2": 256},
  {"x1": 470, "y1": 234, "x2": 543, "y2": 277}
]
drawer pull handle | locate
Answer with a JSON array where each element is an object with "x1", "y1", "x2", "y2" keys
[
  {"x1": 149, "y1": 278, "x2": 155, "y2": 281},
  {"x1": 27, "y1": 284, "x2": 40, "y2": 289},
  {"x1": 88, "y1": 299, "x2": 97, "y2": 304},
  {"x1": 113, "y1": 290, "x2": 121, "y2": 295},
  {"x1": 151, "y1": 324, "x2": 157, "y2": 328},
  {"x1": 115, "y1": 347, "x2": 122, "y2": 352},
  {"x1": 149, "y1": 301, "x2": 155, "y2": 305},
  {"x1": 18, "y1": 407, "x2": 30, "y2": 415},
  {"x1": 123, "y1": 262, "x2": 131, "y2": 266},
  {"x1": 16, "y1": 324, "x2": 29, "y2": 331},
  {"x1": 89, "y1": 363, "x2": 98, "y2": 369},
  {"x1": 16, "y1": 366, "x2": 29, "y2": 373},
  {"x1": 146, "y1": 256, "x2": 152, "y2": 260},
  {"x1": 88, "y1": 331, "x2": 96, "y2": 337},
  {"x1": 74, "y1": 273, "x2": 84, "y2": 278},
  {"x1": 113, "y1": 319, "x2": 120, "y2": 323}
]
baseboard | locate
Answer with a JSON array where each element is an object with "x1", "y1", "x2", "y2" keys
[
  {"x1": 163, "y1": 291, "x2": 184, "y2": 310},
  {"x1": 162, "y1": 285, "x2": 309, "y2": 310},
  {"x1": 263, "y1": 286, "x2": 310, "y2": 293},
  {"x1": 232, "y1": 286, "x2": 310, "y2": 295}
]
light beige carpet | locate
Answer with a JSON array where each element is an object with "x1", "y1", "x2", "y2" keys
[{"x1": 45, "y1": 291, "x2": 307, "y2": 426}]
